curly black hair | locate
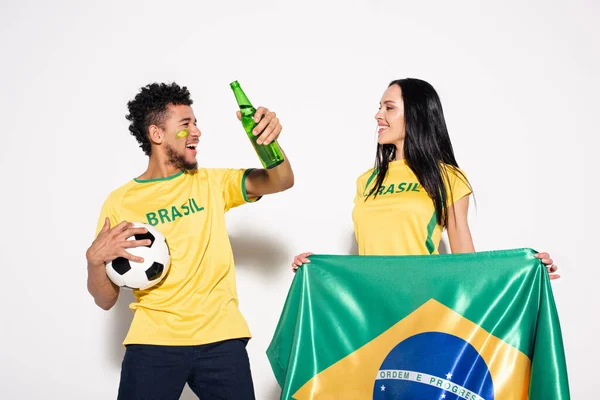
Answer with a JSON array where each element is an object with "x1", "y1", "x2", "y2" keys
[{"x1": 125, "y1": 82, "x2": 193, "y2": 156}]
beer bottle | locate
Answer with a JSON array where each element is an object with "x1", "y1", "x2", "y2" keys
[{"x1": 230, "y1": 80, "x2": 285, "y2": 169}]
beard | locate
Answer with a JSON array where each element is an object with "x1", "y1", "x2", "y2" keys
[{"x1": 166, "y1": 143, "x2": 198, "y2": 172}]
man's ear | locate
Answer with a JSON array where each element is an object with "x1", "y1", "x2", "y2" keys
[{"x1": 148, "y1": 125, "x2": 164, "y2": 145}]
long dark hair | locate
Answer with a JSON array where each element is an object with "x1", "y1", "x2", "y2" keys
[{"x1": 367, "y1": 78, "x2": 470, "y2": 227}]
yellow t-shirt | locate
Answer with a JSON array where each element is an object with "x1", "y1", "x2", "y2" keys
[
  {"x1": 352, "y1": 160, "x2": 471, "y2": 256},
  {"x1": 95, "y1": 168, "x2": 258, "y2": 346}
]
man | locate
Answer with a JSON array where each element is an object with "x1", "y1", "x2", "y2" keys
[{"x1": 85, "y1": 82, "x2": 294, "y2": 399}]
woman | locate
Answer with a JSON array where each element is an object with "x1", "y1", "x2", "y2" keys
[{"x1": 292, "y1": 78, "x2": 560, "y2": 278}]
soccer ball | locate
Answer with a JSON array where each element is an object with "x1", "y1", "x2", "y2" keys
[{"x1": 105, "y1": 222, "x2": 171, "y2": 290}]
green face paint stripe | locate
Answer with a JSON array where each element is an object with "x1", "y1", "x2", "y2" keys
[{"x1": 176, "y1": 129, "x2": 190, "y2": 139}]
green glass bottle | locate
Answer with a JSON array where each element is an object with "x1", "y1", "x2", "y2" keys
[{"x1": 230, "y1": 80, "x2": 285, "y2": 169}]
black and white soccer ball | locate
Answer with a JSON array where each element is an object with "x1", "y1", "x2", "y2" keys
[{"x1": 105, "y1": 222, "x2": 171, "y2": 290}]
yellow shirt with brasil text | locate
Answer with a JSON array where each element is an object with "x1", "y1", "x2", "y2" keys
[
  {"x1": 352, "y1": 160, "x2": 471, "y2": 256},
  {"x1": 95, "y1": 168, "x2": 258, "y2": 346}
]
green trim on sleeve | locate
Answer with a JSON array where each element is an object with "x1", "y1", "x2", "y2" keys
[
  {"x1": 444, "y1": 166, "x2": 472, "y2": 206},
  {"x1": 425, "y1": 211, "x2": 438, "y2": 254},
  {"x1": 242, "y1": 168, "x2": 262, "y2": 203},
  {"x1": 363, "y1": 168, "x2": 379, "y2": 196}
]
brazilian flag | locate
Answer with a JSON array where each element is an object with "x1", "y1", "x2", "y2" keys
[{"x1": 267, "y1": 248, "x2": 570, "y2": 399}]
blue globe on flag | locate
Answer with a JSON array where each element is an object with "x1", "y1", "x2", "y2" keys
[{"x1": 373, "y1": 332, "x2": 495, "y2": 400}]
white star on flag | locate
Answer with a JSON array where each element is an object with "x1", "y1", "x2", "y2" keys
[
  {"x1": 380, "y1": 385, "x2": 386, "y2": 391},
  {"x1": 446, "y1": 372, "x2": 453, "y2": 380},
  {"x1": 441, "y1": 394, "x2": 446, "y2": 399}
]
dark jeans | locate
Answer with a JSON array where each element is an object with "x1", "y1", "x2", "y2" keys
[{"x1": 117, "y1": 338, "x2": 255, "y2": 400}]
